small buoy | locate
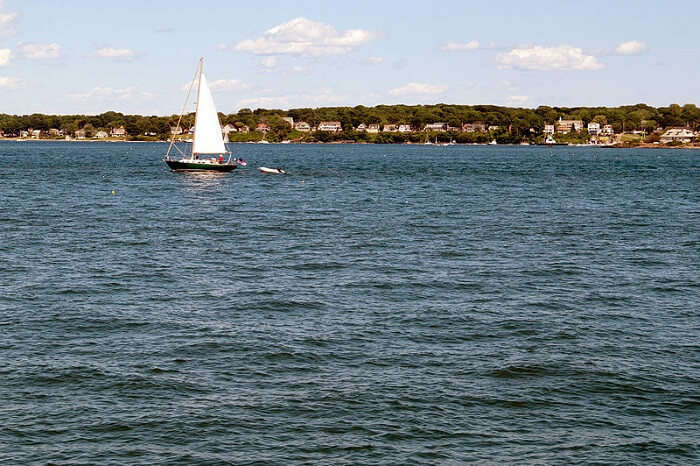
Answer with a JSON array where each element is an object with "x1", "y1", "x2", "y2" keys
[
  {"x1": 112, "y1": 190, "x2": 116, "y2": 195},
  {"x1": 301, "y1": 180, "x2": 304, "y2": 183}
]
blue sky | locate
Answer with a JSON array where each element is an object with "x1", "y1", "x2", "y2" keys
[{"x1": 0, "y1": 0, "x2": 697, "y2": 115}]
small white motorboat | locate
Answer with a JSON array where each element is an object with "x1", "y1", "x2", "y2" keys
[{"x1": 259, "y1": 166, "x2": 286, "y2": 174}]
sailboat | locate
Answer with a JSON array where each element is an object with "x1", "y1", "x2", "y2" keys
[{"x1": 164, "y1": 58, "x2": 236, "y2": 172}]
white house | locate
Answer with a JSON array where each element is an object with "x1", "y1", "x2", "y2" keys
[
  {"x1": 383, "y1": 124, "x2": 398, "y2": 133},
  {"x1": 544, "y1": 124, "x2": 555, "y2": 135},
  {"x1": 222, "y1": 123, "x2": 237, "y2": 134},
  {"x1": 367, "y1": 124, "x2": 380, "y2": 134},
  {"x1": 398, "y1": 124, "x2": 412, "y2": 133},
  {"x1": 294, "y1": 121, "x2": 311, "y2": 132},
  {"x1": 282, "y1": 117, "x2": 294, "y2": 128},
  {"x1": 355, "y1": 123, "x2": 367, "y2": 132},
  {"x1": 600, "y1": 124, "x2": 614, "y2": 135},
  {"x1": 659, "y1": 128, "x2": 695, "y2": 144},
  {"x1": 424, "y1": 122, "x2": 447, "y2": 131},
  {"x1": 587, "y1": 122, "x2": 601, "y2": 135},
  {"x1": 95, "y1": 130, "x2": 108, "y2": 139},
  {"x1": 318, "y1": 121, "x2": 342, "y2": 132},
  {"x1": 170, "y1": 126, "x2": 183, "y2": 135}
]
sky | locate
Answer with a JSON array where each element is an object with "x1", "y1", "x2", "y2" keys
[{"x1": 0, "y1": 0, "x2": 698, "y2": 115}]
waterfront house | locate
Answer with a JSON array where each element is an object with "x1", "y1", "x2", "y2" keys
[
  {"x1": 447, "y1": 125, "x2": 461, "y2": 133},
  {"x1": 555, "y1": 117, "x2": 584, "y2": 134},
  {"x1": 367, "y1": 124, "x2": 380, "y2": 134},
  {"x1": 48, "y1": 128, "x2": 62, "y2": 137},
  {"x1": 282, "y1": 117, "x2": 294, "y2": 128},
  {"x1": 95, "y1": 130, "x2": 108, "y2": 139},
  {"x1": 424, "y1": 122, "x2": 447, "y2": 131},
  {"x1": 600, "y1": 124, "x2": 614, "y2": 135},
  {"x1": 587, "y1": 122, "x2": 601, "y2": 135},
  {"x1": 488, "y1": 125, "x2": 500, "y2": 132},
  {"x1": 462, "y1": 122, "x2": 487, "y2": 133},
  {"x1": 398, "y1": 124, "x2": 412, "y2": 133},
  {"x1": 383, "y1": 124, "x2": 398, "y2": 133},
  {"x1": 20, "y1": 130, "x2": 29, "y2": 138},
  {"x1": 294, "y1": 121, "x2": 311, "y2": 132},
  {"x1": 355, "y1": 123, "x2": 367, "y2": 132},
  {"x1": 659, "y1": 127, "x2": 695, "y2": 144},
  {"x1": 544, "y1": 124, "x2": 555, "y2": 135},
  {"x1": 318, "y1": 121, "x2": 342, "y2": 132},
  {"x1": 74, "y1": 129, "x2": 86, "y2": 139},
  {"x1": 255, "y1": 123, "x2": 270, "y2": 133},
  {"x1": 170, "y1": 126, "x2": 183, "y2": 135},
  {"x1": 31, "y1": 129, "x2": 41, "y2": 139},
  {"x1": 111, "y1": 126, "x2": 127, "y2": 137},
  {"x1": 222, "y1": 123, "x2": 237, "y2": 134}
]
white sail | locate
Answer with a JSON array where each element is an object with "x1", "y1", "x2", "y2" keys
[{"x1": 193, "y1": 72, "x2": 226, "y2": 154}]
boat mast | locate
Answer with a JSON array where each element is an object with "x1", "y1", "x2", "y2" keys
[
  {"x1": 191, "y1": 57, "x2": 204, "y2": 159},
  {"x1": 165, "y1": 61, "x2": 199, "y2": 160}
]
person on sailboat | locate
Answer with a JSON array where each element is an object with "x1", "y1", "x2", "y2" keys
[{"x1": 219, "y1": 154, "x2": 223, "y2": 163}]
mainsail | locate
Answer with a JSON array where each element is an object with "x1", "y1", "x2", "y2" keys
[{"x1": 192, "y1": 71, "x2": 226, "y2": 154}]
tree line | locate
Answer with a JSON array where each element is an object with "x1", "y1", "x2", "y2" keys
[{"x1": 1, "y1": 103, "x2": 697, "y2": 143}]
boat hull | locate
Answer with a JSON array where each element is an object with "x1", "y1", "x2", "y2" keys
[{"x1": 165, "y1": 159, "x2": 236, "y2": 172}]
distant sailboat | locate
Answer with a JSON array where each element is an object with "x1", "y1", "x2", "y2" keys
[{"x1": 164, "y1": 58, "x2": 236, "y2": 172}]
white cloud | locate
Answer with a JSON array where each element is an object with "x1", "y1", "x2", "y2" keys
[
  {"x1": 508, "y1": 95, "x2": 529, "y2": 106},
  {"x1": 292, "y1": 65, "x2": 305, "y2": 72},
  {"x1": 238, "y1": 96, "x2": 291, "y2": 109},
  {"x1": 72, "y1": 86, "x2": 151, "y2": 100},
  {"x1": 96, "y1": 47, "x2": 135, "y2": 58},
  {"x1": 443, "y1": 40, "x2": 480, "y2": 51},
  {"x1": 260, "y1": 56, "x2": 277, "y2": 68},
  {"x1": 389, "y1": 82, "x2": 448, "y2": 96},
  {"x1": 616, "y1": 40, "x2": 647, "y2": 55},
  {"x1": 0, "y1": 75, "x2": 18, "y2": 88},
  {"x1": 0, "y1": 48, "x2": 10, "y2": 66},
  {"x1": 367, "y1": 56, "x2": 384, "y2": 64},
  {"x1": 0, "y1": 0, "x2": 17, "y2": 37},
  {"x1": 498, "y1": 45, "x2": 603, "y2": 71},
  {"x1": 233, "y1": 17, "x2": 376, "y2": 56},
  {"x1": 209, "y1": 79, "x2": 248, "y2": 91},
  {"x1": 21, "y1": 43, "x2": 61, "y2": 59},
  {"x1": 237, "y1": 89, "x2": 347, "y2": 110}
]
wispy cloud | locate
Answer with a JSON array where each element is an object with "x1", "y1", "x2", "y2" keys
[
  {"x1": 260, "y1": 56, "x2": 277, "y2": 68},
  {"x1": 616, "y1": 40, "x2": 647, "y2": 56},
  {"x1": 0, "y1": 0, "x2": 17, "y2": 37},
  {"x1": 96, "y1": 47, "x2": 135, "y2": 58},
  {"x1": 21, "y1": 43, "x2": 61, "y2": 59},
  {"x1": 0, "y1": 75, "x2": 18, "y2": 88},
  {"x1": 498, "y1": 45, "x2": 603, "y2": 71},
  {"x1": 508, "y1": 95, "x2": 529, "y2": 106},
  {"x1": 367, "y1": 56, "x2": 384, "y2": 64},
  {"x1": 71, "y1": 86, "x2": 151, "y2": 100},
  {"x1": 0, "y1": 48, "x2": 11, "y2": 66},
  {"x1": 209, "y1": 79, "x2": 248, "y2": 91},
  {"x1": 389, "y1": 82, "x2": 448, "y2": 96},
  {"x1": 442, "y1": 40, "x2": 480, "y2": 51},
  {"x1": 231, "y1": 17, "x2": 376, "y2": 56}
]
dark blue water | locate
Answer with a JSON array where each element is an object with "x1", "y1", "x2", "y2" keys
[{"x1": 1, "y1": 141, "x2": 698, "y2": 464}]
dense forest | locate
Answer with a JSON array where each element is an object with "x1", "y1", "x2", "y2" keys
[{"x1": 1, "y1": 103, "x2": 698, "y2": 144}]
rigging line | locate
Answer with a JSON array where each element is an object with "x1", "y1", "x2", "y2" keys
[{"x1": 165, "y1": 62, "x2": 199, "y2": 159}]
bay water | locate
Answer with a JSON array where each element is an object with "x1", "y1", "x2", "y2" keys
[{"x1": 1, "y1": 141, "x2": 698, "y2": 464}]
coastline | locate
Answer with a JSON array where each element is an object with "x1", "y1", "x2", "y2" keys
[{"x1": 1, "y1": 138, "x2": 698, "y2": 149}]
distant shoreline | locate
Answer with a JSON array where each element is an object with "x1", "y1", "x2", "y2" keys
[{"x1": 1, "y1": 138, "x2": 698, "y2": 149}]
